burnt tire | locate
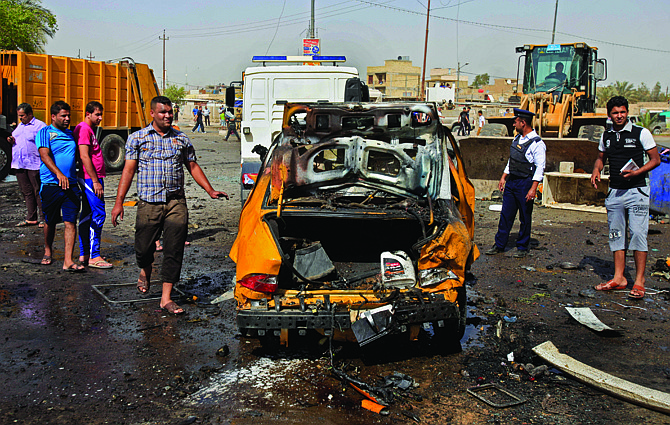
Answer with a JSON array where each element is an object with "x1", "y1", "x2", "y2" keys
[
  {"x1": 0, "y1": 137, "x2": 11, "y2": 181},
  {"x1": 577, "y1": 124, "x2": 605, "y2": 142},
  {"x1": 479, "y1": 123, "x2": 509, "y2": 137},
  {"x1": 432, "y1": 286, "x2": 466, "y2": 354},
  {"x1": 100, "y1": 134, "x2": 126, "y2": 172}
]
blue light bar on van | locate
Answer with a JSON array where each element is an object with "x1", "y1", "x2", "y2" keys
[
  {"x1": 312, "y1": 56, "x2": 346, "y2": 62},
  {"x1": 252, "y1": 55, "x2": 346, "y2": 63}
]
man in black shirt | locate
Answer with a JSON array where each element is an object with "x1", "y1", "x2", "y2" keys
[{"x1": 591, "y1": 96, "x2": 661, "y2": 299}]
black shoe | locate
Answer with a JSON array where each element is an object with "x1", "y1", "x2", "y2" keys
[
  {"x1": 485, "y1": 245, "x2": 504, "y2": 255},
  {"x1": 513, "y1": 249, "x2": 528, "y2": 258}
]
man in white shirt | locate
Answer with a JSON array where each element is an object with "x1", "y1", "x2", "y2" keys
[
  {"x1": 476, "y1": 110, "x2": 485, "y2": 135},
  {"x1": 486, "y1": 108, "x2": 546, "y2": 258}
]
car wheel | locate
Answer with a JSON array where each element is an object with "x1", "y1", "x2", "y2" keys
[
  {"x1": 652, "y1": 127, "x2": 662, "y2": 135},
  {"x1": 0, "y1": 136, "x2": 11, "y2": 181},
  {"x1": 451, "y1": 124, "x2": 461, "y2": 135},
  {"x1": 100, "y1": 134, "x2": 126, "y2": 171}
]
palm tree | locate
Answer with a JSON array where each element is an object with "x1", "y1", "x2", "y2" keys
[
  {"x1": 613, "y1": 81, "x2": 637, "y2": 102},
  {"x1": 596, "y1": 85, "x2": 616, "y2": 108},
  {"x1": 0, "y1": 0, "x2": 58, "y2": 53}
]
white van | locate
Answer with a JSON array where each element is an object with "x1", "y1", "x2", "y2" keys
[{"x1": 228, "y1": 56, "x2": 359, "y2": 202}]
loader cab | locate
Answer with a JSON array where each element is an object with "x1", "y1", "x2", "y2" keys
[{"x1": 516, "y1": 43, "x2": 606, "y2": 115}]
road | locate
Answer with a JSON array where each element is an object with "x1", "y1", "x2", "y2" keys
[{"x1": 0, "y1": 125, "x2": 668, "y2": 424}]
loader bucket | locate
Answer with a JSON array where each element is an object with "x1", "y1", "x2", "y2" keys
[{"x1": 456, "y1": 135, "x2": 600, "y2": 198}]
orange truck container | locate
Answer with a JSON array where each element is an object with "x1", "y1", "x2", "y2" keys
[{"x1": 0, "y1": 51, "x2": 160, "y2": 178}]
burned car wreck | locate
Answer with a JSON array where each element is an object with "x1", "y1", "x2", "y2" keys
[{"x1": 229, "y1": 102, "x2": 480, "y2": 348}]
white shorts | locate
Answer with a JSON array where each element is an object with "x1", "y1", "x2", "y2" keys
[{"x1": 605, "y1": 186, "x2": 650, "y2": 252}]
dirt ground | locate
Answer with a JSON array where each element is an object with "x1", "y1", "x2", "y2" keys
[{"x1": 0, "y1": 125, "x2": 669, "y2": 425}]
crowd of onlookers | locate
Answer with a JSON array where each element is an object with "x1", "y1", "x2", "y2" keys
[{"x1": 7, "y1": 96, "x2": 228, "y2": 314}]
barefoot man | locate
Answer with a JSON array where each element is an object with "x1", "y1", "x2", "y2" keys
[{"x1": 591, "y1": 96, "x2": 660, "y2": 299}]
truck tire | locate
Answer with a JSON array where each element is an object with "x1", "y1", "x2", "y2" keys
[
  {"x1": 652, "y1": 126, "x2": 662, "y2": 135},
  {"x1": 451, "y1": 124, "x2": 461, "y2": 135},
  {"x1": 0, "y1": 137, "x2": 11, "y2": 181},
  {"x1": 577, "y1": 125, "x2": 604, "y2": 142},
  {"x1": 101, "y1": 134, "x2": 126, "y2": 171},
  {"x1": 479, "y1": 123, "x2": 509, "y2": 137}
]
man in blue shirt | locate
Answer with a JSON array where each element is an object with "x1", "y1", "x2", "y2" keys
[
  {"x1": 111, "y1": 96, "x2": 228, "y2": 314},
  {"x1": 37, "y1": 101, "x2": 84, "y2": 272}
]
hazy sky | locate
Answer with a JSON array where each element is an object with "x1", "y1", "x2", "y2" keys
[{"x1": 42, "y1": 0, "x2": 670, "y2": 92}]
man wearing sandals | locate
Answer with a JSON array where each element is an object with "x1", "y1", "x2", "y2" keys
[
  {"x1": 7, "y1": 103, "x2": 46, "y2": 228},
  {"x1": 111, "y1": 96, "x2": 228, "y2": 314},
  {"x1": 75, "y1": 101, "x2": 113, "y2": 269},
  {"x1": 37, "y1": 101, "x2": 85, "y2": 272},
  {"x1": 591, "y1": 96, "x2": 661, "y2": 299}
]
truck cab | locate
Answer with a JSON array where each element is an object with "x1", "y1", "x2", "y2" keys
[
  {"x1": 485, "y1": 43, "x2": 607, "y2": 139},
  {"x1": 228, "y1": 56, "x2": 359, "y2": 203},
  {"x1": 518, "y1": 42, "x2": 606, "y2": 117}
]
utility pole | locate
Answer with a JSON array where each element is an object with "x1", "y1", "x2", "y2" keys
[
  {"x1": 160, "y1": 29, "x2": 169, "y2": 93},
  {"x1": 420, "y1": 0, "x2": 431, "y2": 101},
  {"x1": 87, "y1": 51, "x2": 95, "y2": 61},
  {"x1": 77, "y1": 49, "x2": 81, "y2": 59},
  {"x1": 456, "y1": 62, "x2": 468, "y2": 102},
  {"x1": 309, "y1": 0, "x2": 315, "y2": 38},
  {"x1": 551, "y1": 0, "x2": 559, "y2": 43}
]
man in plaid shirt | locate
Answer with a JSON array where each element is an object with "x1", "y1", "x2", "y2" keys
[{"x1": 111, "y1": 96, "x2": 228, "y2": 314}]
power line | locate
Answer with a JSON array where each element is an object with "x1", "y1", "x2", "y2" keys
[
  {"x1": 266, "y1": 0, "x2": 288, "y2": 55},
  {"x1": 356, "y1": 0, "x2": 670, "y2": 54},
  {"x1": 554, "y1": 31, "x2": 670, "y2": 54},
  {"x1": 167, "y1": 0, "x2": 355, "y2": 33},
  {"x1": 169, "y1": 0, "x2": 395, "y2": 39}
]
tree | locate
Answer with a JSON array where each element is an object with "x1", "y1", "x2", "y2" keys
[
  {"x1": 650, "y1": 82, "x2": 663, "y2": 102},
  {"x1": 471, "y1": 73, "x2": 490, "y2": 89},
  {"x1": 636, "y1": 82, "x2": 650, "y2": 102},
  {"x1": 637, "y1": 111, "x2": 655, "y2": 131},
  {"x1": 612, "y1": 81, "x2": 636, "y2": 102},
  {"x1": 163, "y1": 84, "x2": 186, "y2": 105},
  {"x1": 596, "y1": 85, "x2": 615, "y2": 108},
  {"x1": 0, "y1": 0, "x2": 57, "y2": 53}
]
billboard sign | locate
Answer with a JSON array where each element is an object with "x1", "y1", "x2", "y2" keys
[{"x1": 303, "y1": 39, "x2": 320, "y2": 56}]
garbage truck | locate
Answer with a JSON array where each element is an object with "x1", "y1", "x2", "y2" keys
[{"x1": 0, "y1": 51, "x2": 160, "y2": 179}]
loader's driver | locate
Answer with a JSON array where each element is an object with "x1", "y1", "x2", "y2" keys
[
  {"x1": 544, "y1": 63, "x2": 567, "y2": 103},
  {"x1": 546, "y1": 62, "x2": 567, "y2": 83}
]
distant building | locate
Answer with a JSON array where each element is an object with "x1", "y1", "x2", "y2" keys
[
  {"x1": 367, "y1": 57, "x2": 421, "y2": 100},
  {"x1": 459, "y1": 78, "x2": 519, "y2": 103},
  {"x1": 426, "y1": 68, "x2": 467, "y2": 90}
]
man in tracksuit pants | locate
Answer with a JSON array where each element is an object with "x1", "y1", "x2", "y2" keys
[
  {"x1": 486, "y1": 108, "x2": 546, "y2": 258},
  {"x1": 75, "y1": 101, "x2": 113, "y2": 269},
  {"x1": 591, "y1": 96, "x2": 660, "y2": 299}
]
